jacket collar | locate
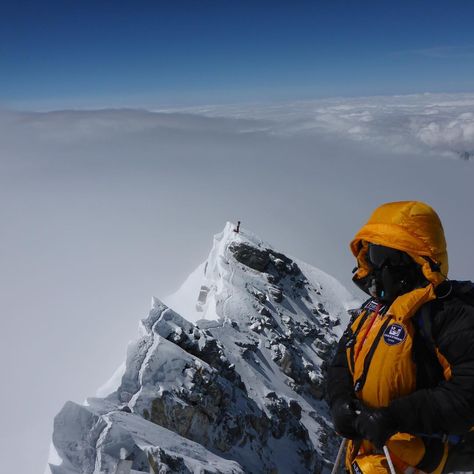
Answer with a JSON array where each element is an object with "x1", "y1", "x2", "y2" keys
[{"x1": 386, "y1": 284, "x2": 437, "y2": 322}]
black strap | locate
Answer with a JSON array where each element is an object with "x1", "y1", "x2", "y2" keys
[
  {"x1": 354, "y1": 317, "x2": 392, "y2": 393},
  {"x1": 415, "y1": 437, "x2": 445, "y2": 472},
  {"x1": 347, "y1": 299, "x2": 389, "y2": 375},
  {"x1": 347, "y1": 310, "x2": 371, "y2": 374},
  {"x1": 416, "y1": 302, "x2": 436, "y2": 349},
  {"x1": 413, "y1": 299, "x2": 445, "y2": 389}
]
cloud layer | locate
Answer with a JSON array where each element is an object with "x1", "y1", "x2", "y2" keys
[
  {"x1": 3, "y1": 93, "x2": 473, "y2": 167},
  {"x1": 168, "y1": 93, "x2": 474, "y2": 159}
]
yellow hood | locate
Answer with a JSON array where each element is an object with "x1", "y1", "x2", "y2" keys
[{"x1": 350, "y1": 201, "x2": 448, "y2": 286}]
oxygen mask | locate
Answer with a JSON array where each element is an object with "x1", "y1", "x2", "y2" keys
[{"x1": 353, "y1": 244, "x2": 425, "y2": 302}]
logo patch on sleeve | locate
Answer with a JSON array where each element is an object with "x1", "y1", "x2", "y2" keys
[{"x1": 383, "y1": 323, "x2": 407, "y2": 345}]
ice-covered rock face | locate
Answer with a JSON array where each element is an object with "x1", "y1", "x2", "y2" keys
[{"x1": 47, "y1": 223, "x2": 358, "y2": 474}]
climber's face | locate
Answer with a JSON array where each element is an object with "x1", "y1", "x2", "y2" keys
[{"x1": 355, "y1": 244, "x2": 424, "y2": 303}]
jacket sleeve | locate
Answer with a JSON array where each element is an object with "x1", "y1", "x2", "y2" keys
[
  {"x1": 388, "y1": 300, "x2": 474, "y2": 435},
  {"x1": 326, "y1": 326, "x2": 357, "y2": 408}
]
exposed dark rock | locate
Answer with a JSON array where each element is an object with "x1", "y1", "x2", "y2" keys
[
  {"x1": 229, "y1": 243, "x2": 301, "y2": 279},
  {"x1": 258, "y1": 306, "x2": 272, "y2": 318},
  {"x1": 235, "y1": 340, "x2": 259, "y2": 351},
  {"x1": 268, "y1": 286, "x2": 283, "y2": 302},
  {"x1": 148, "y1": 449, "x2": 188, "y2": 474},
  {"x1": 317, "y1": 303, "x2": 329, "y2": 315},
  {"x1": 266, "y1": 274, "x2": 276, "y2": 284},
  {"x1": 229, "y1": 243, "x2": 270, "y2": 272},
  {"x1": 249, "y1": 286, "x2": 267, "y2": 303},
  {"x1": 289, "y1": 399, "x2": 302, "y2": 419},
  {"x1": 163, "y1": 326, "x2": 244, "y2": 390}
]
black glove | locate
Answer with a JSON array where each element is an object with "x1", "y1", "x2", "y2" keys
[
  {"x1": 330, "y1": 398, "x2": 362, "y2": 439},
  {"x1": 354, "y1": 406, "x2": 398, "y2": 449}
]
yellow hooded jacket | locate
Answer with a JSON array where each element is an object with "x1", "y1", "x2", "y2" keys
[{"x1": 346, "y1": 201, "x2": 450, "y2": 473}]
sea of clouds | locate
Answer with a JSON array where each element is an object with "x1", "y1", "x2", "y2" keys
[
  {"x1": 165, "y1": 92, "x2": 474, "y2": 159},
  {"x1": 2, "y1": 93, "x2": 474, "y2": 165}
]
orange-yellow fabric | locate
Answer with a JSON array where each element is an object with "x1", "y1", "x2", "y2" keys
[
  {"x1": 350, "y1": 454, "x2": 392, "y2": 474},
  {"x1": 347, "y1": 440, "x2": 448, "y2": 474},
  {"x1": 345, "y1": 286, "x2": 439, "y2": 470},
  {"x1": 387, "y1": 434, "x2": 426, "y2": 469},
  {"x1": 346, "y1": 437, "x2": 425, "y2": 473},
  {"x1": 347, "y1": 285, "x2": 436, "y2": 407},
  {"x1": 434, "y1": 348, "x2": 452, "y2": 381},
  {"x1": 350, "y1": 201, "x2": 448, "y2": 288},
  {"x1": 345, "y1": 201, "x2": 450, "y2": 473}
]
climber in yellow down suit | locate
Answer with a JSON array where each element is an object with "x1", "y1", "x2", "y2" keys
[{"x1": 327, "y1": 201, "x2": 474, "y2": 473}]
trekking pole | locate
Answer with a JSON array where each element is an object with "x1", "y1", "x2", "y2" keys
[
  {"x1": 331, "y1": 438, "x2": 347, "y2": 474},
  {"x1": 383, "y1": 446, "x2": 396, "y2": 474}
]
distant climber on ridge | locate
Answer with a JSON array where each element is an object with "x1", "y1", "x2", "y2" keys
[{"x1": 327, "y1": 201, "x2": 474, "y2": 473}]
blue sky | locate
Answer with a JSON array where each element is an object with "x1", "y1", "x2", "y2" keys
[{"x1": 2, "y1": 0, "x2": 474, "y2": 108}]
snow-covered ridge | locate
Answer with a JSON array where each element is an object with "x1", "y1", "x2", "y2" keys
[
  {"x1": 47, "y1": 223, "x2": 357, "y2": 474},
  {"x1": 164, "y1": 221, "x2": 356, "y2": 327}
]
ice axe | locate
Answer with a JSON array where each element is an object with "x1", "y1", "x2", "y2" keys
[
  {"x1": 383, "y1": 446, "x2": 396, "y2": 474},
  {"x1": 331, "y1": 439, "x2": 396, "y2": 474},
  {"x1": 331, "y1": 438, "x2": 347, "y2": 474}
]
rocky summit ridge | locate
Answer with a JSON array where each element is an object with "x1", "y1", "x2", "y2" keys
[{"x1": 46, "y1": 222, "x2": 357, "y2": 474}]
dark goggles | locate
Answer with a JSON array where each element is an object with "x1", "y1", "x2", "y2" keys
[{"x1": 366, "y1": 244, "x2": 413, "y2": 269}]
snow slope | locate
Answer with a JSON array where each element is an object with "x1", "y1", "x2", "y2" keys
[
  {"x1": 164, "y1": 222, "x2": 356, "y2": 329},
  {"x1": 47, "y1": 223, "x2": 357, "y2": 474}
]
